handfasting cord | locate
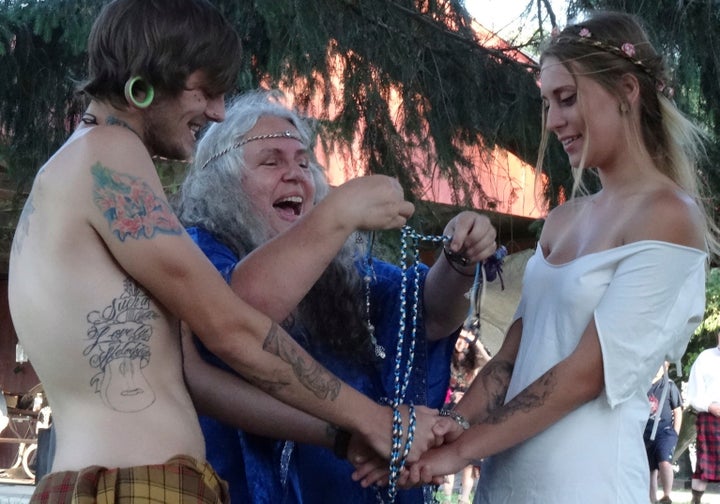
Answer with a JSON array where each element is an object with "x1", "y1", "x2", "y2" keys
[
  {"x1": 367, "y1": 226, "x2": 503, "y2": 503},
  {"x1": 386, "y1": 226, "x2": 447, "y2": 502}
]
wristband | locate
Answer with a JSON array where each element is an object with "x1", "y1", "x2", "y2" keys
[
  {"x1": 443, "y1": 247, "x2": 477, "y2": 277},
  {"x1": 440, "y1": 408, "x2": 470, "y2": 430},
  {"x1": 333, "y1": 427, "x2": 352, "y2": 459},
  {"x1": 443, "y1": 246, "x2": 470, "y2": 267}
]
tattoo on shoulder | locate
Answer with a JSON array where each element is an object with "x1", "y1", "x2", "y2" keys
[
  {"x1": 12, "y1": 193, "x2": 35, "y2": 254},
  {"x1": 262, "y1": 322, "x2": 341, "y2": 401},
  {"x1": 91, "y1": 163, "x2": 182, "y2": 242},
  {"x1": 84, "y1": 278, "x2": 157, "y2": 412}
]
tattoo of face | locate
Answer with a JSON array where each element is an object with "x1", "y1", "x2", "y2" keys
[
  {"x1": 84, "y1": 278, "x2": 157, "y2": 412},
  {"x1": 483, "y1": 366, "x2": 556, "y2": 425},
  {"x1": 12, "y1": 194, "x2": 35, "y2": 254},
  {"x1": 91, "y1": 163, "x2": 182, "y2": 242},
  {"x1": 263, "y1": 322, "x2": 341, "y2": 400},
  {"x1": 477, "y1": 359, "x2": 513, "y2": 422}
]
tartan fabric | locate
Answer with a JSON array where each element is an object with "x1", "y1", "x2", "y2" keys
[
  {"x1": 694, "y1": 412, "x2": 720, "y2": 482},
  {"x1": 30, "y1": 454, "x2": 229, "y2": 503}
]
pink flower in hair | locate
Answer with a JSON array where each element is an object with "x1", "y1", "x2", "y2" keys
[
  {"x1": 579, "y1": 28, "x2": 591, "y2": 38},
  {"x1": 621, "y1": 43, "x2": 636, "y2": 58},
  {"x1": 656, "y1": 80, "x2": 675, "y2": 99}
]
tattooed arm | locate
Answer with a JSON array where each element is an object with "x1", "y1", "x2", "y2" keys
[
  {"x1": 397, "y1": 317, "x2": 604, "y2": 486},
  {"x1": 180, "y1": 322, "x2": 336, "y2": 447}
]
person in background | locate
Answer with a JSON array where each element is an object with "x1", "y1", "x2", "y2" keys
[
  {"x1": 686, "y1": 331, "x2": 720, "y2": 504},
  {"x1": 373, "y1": 11, "x2": 717, "y2": 503},
  {"x1": 7, "y1": 1, "x2": 442, "y2": 501},
  {"x1": 644, "y1": 362, "x2": 683, "y2": 504},
  {"x1": 439, "y1": 328, "x2": 491, "y2": 504},
  {"x1": 176, "y1": 89, "x2": 500, "y2": 503}
]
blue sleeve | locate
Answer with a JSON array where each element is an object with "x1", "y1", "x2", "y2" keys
[
  {"x1": 369, "y1": 259, "x2": 458, "y2": 408},
  {"x1": 185, "y1": 227, "x2": 240, "y2": 373},
  {"x1": 186, "y1": 226, "x2": 239, "y2": 284}
]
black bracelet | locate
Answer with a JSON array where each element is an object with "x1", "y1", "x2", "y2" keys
[
  {"x1": 333, "y1": 427, "x2": 352, "y2": 459},
  {"x1": 443, "y1": 247, "x2": 477, "y2": 277},
  {"x1": 443, "y1": 246, "x2": 469, "y2": 266}
]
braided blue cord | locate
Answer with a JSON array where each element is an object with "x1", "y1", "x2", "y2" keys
[{"x1": 385, "y1": 226, "x2": 447, "y2": 503}]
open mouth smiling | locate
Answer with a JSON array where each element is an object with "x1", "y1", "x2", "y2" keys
[{"x1": 273, "y1": 195, "x2": 304, "y2": 217}]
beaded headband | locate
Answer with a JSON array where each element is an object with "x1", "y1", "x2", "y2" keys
[
  {"x1": 551, "y1": 27, "x2": 675, "y2": 100},
  {"x1": 200, "y1": 130, "x2": 305, "y2": 170}
]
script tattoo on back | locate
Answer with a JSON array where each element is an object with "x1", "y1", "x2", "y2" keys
[
  {"x1": 262, "y1": 322, "x2": 341, "y2": 400},
  {"x1": 91, "y1": 163, "x2": 182, "y2": 241},
  {"x1": 84, "y1": 278, "x2": 157, "y2": 412}
]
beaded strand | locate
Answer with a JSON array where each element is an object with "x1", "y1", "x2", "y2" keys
[
  {"x1": 364, "y1": 232, "x2": 386, "y2": 358},
  {"x1": 386, "y1": 226, "x2": 447, "y2": 502},
  {"x1": 365, "y1": 225, "x2": 492, "y2": 503}
]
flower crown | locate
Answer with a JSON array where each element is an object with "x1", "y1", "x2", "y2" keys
[{"x1": 550, "y1": 26, "x2": 674, "y2": 100}]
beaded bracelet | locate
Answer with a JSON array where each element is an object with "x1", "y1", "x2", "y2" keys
[{"x1": 440, "y1": 408, "x2": 471, "y2": 430}]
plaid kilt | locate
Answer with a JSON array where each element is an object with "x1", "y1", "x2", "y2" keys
[
  {"x1": 30, "y1": 454, "x2": 229, "y2": 503},
  {"x1": 694, "y1": 412, "x2": 720, "y2": 482}
]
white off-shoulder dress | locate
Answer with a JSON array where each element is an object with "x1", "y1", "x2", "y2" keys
[{"x1": 474, "y1": 241, "x2": 707, "y2": 504}]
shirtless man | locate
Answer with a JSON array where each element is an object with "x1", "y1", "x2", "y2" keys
[{"x1": 7, "y1": 0, "x2": 438, "y2": 500}]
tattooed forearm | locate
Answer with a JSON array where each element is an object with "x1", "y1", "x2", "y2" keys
[
  {"x1": 251, "y1": 375, "x2": 291, "y2": 395},
  {"x1": 263, "y1": 322, "x2": 341, "y2": 401},
  {"x1": 483, "y1": 369, "x2": 557, "y2": 425},
  {"x1": 476, "y1": 359, "x2": 514, "y2": 420}
]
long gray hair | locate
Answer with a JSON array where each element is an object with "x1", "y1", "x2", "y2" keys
[{"x1": 177, "y1": 89, "x2": 375, "y2": 364}]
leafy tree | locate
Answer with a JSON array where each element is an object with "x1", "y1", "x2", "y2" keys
[
  {"x1": 0, "y1": 0, "x2": 100, "y2": 193},
  {"x1": 685, "y1": 267, "x2": 720, "y2": 373},
  {"x1": 0, "y1": 0, "x2": 717, "y2": 230},
  {"x1": 0, "y1": 0, "x2": 571, "y2": 207}
]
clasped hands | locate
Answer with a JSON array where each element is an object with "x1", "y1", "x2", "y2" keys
[{"x1": 347, "y1": 406, "x2": 471, "y2": 489}]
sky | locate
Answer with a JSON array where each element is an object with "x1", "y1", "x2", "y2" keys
[{"x1": 463, "y1": 0, "x2": 569, "y2": 42}]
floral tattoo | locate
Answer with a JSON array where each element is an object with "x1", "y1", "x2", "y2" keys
[{"x1": 91, "y1": 163, "x2": 182, "y2": 241}]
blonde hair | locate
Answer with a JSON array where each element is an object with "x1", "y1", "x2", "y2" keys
[{"x1": 536, "y1": 11, "x2": 719, "y2": 256}]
